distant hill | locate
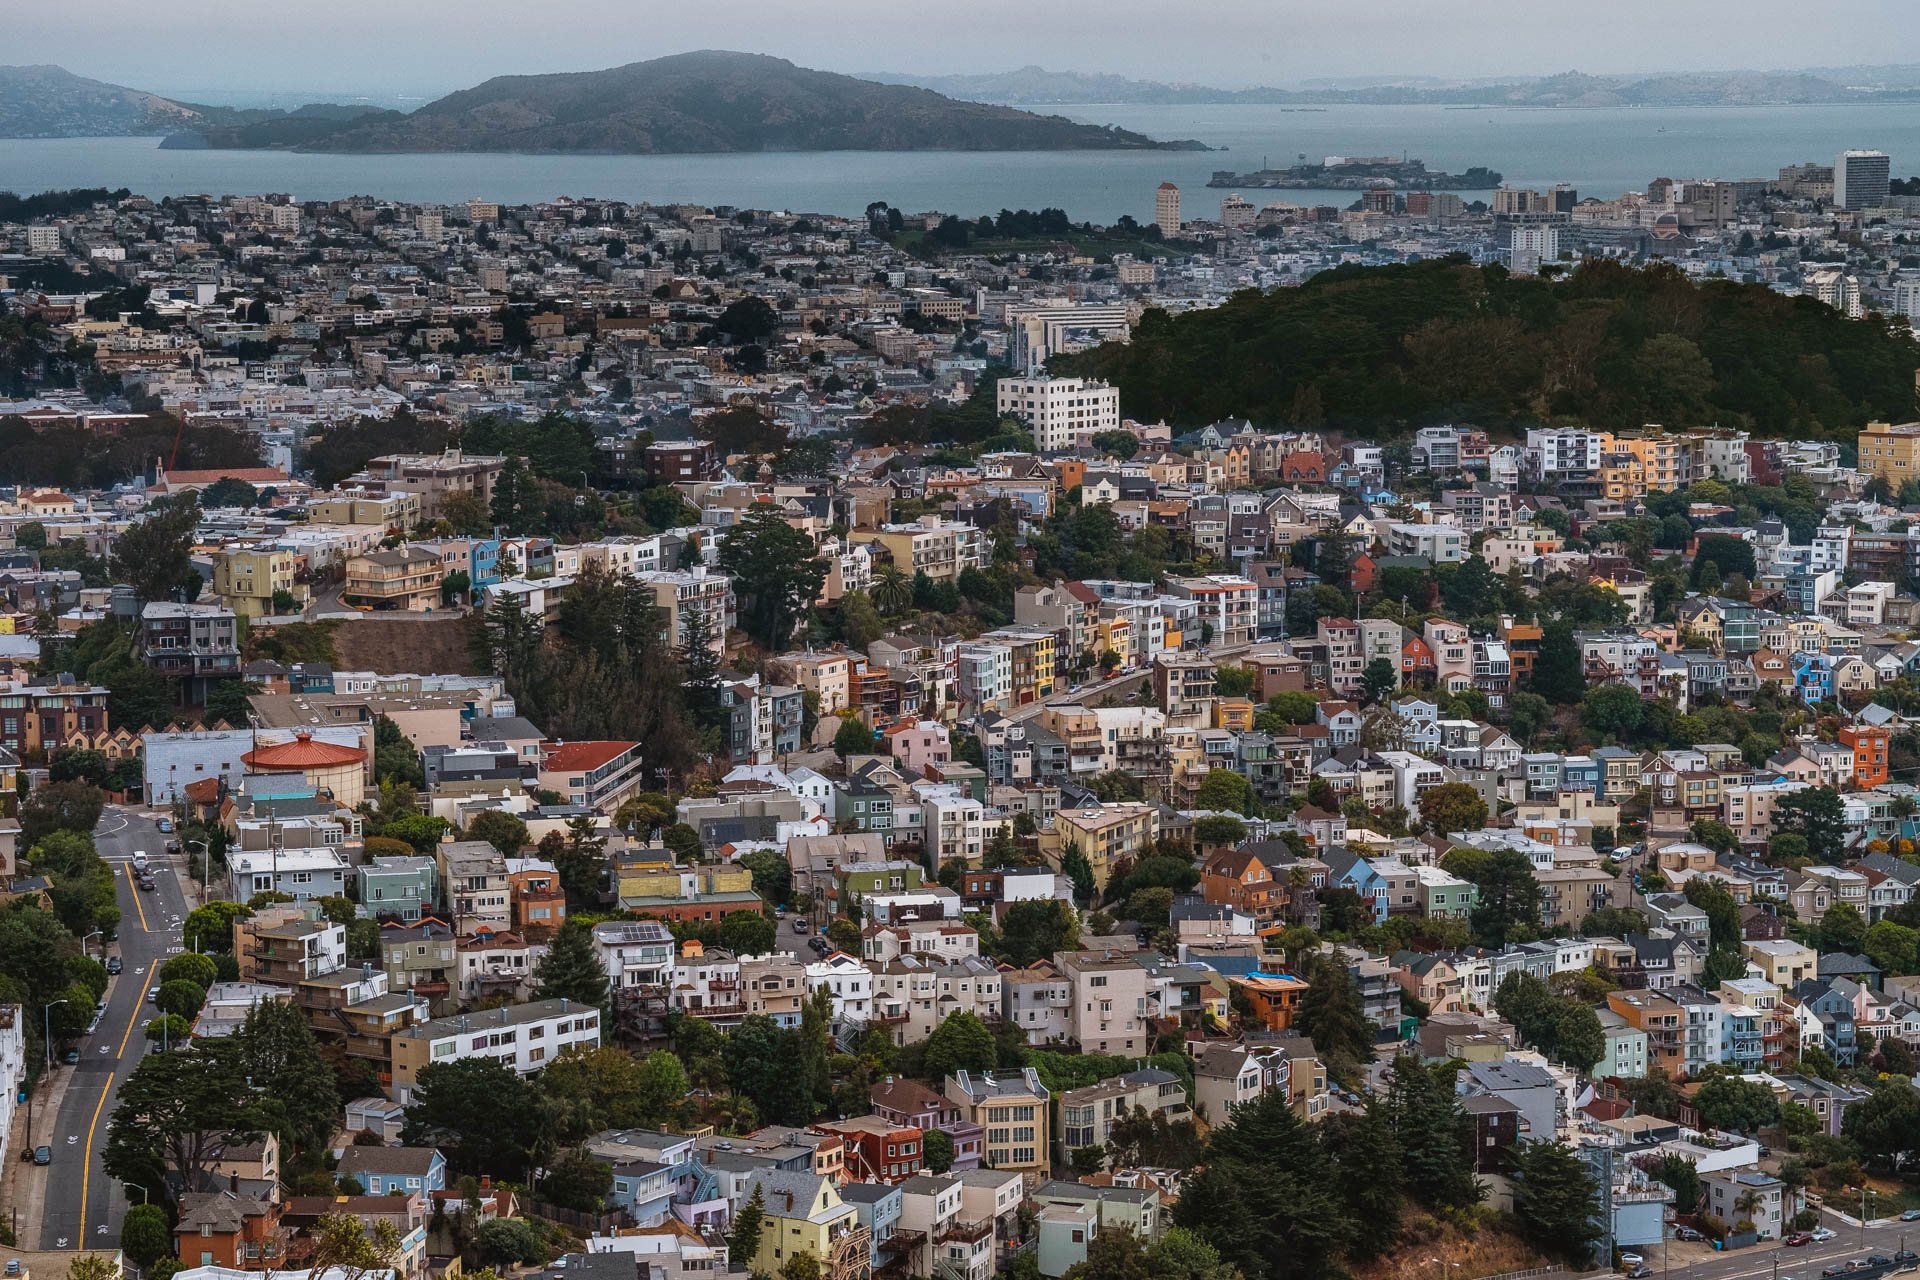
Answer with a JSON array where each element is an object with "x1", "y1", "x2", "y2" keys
[
  {"x1": 167, "y1": 51, "x2": 1207, "y2": 154},
  {"x1": 1055, "y1": 258, "x2": 1920, "y2": 439},
  {"x1": 868, "y1": 64, "x2": 1920, "y2": 107},
  {"x1": 0, "y1": 64, "x2": 210, "y2": 137}
]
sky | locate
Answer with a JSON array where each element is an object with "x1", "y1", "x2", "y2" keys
[{"x1": 13, "y1": 0, "x2": 1920, "y2": 100}]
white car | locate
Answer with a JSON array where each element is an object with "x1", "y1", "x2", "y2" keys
[{"x1": 1811, "y1": 1229, "x2": 1836, "y2": 1243}]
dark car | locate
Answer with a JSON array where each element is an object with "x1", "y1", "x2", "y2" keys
[
  {"x1": 105, "y1": 955, "x2": 122, "y2": 974},
  {"x1": 1867, "y1": 1257, "x2": 1892, "y2": 1268},
  {"x1": 807, "y1": 936, "x2": 830, "y2": 954},
  {"x1": 1673, "y1": 1227, "x2": 1704, "y2": 1242},
  {"x1": 1626, "y1": 1268, "x2": 1652, "y2": 1278},
  {"x1": 62, "y1": 1048, "x2": 79, "y2": 1064},
  {"x1": 1786, "y1": 1235, "x2": 1813, "y2": 1247},
  {"x1": 1903, "y1": 1210, "x2": 1920, "y2": 1223},
  {"x1": 1892, "y1": 1251, "x2": 1916, "y2": 1263},
  {"x1": 1822, "y1": 1266, "x2": 1850, "y2": 1277},
  {"x1": 32, "y1": 1145, "x2": 50, "y2": 1165}
]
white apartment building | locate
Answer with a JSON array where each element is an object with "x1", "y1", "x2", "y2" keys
[
  {"x1": 1386, "y1": 522, "x2": 1468, "y2": 563},
  {"x1": 590, "y1": 920, "x2": 677, "y2": 991},
  {"x1": 995, "y1": 377, "x2": 1121, "y2": 453},
  {"x1": 1527, "y1": 427, "x2": 1604, "y2": 477},
  {"x1": 227, "y1": 848, "x2": 350, "y2": 903},
  {"x1": 1508, "y1": 223, "x2": 1561, "y2": 276},
  {"x1": 918, "y1": 783, "x2": 987, "y2": 866},
  {"x1": 387, "y1": 998, "x2": 601, "y2": 1103},
  {"x1": 805, "y1": 951, "x2": 874, "y2": 1025}
]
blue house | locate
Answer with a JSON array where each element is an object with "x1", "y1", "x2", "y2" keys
[
  {"x1": 288, "y1": 662, "x2": 335, "y2": 694},
  {"x1": 1561, "y1": 755, "x2": 1599, "y2": 796},
  {"x1": 839, "y1": 1182, "x2": 904, "y2": 1268},
  {"x1": 1791, "y1": 652, "x2": 1836, "y2": 707},
  {"x1": 335, "y1": 1145, "x2": 446, "y2": 1196}
]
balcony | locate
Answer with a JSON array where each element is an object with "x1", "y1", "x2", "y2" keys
[{"x1": 940, "y1": 1219, "x2": 993, "y2": 1245}]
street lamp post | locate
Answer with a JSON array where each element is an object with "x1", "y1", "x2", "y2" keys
[
  {"x1": 187, "y1": 838, "x2": 211, "y2": 901},
  {"x1": 81, "y1": 929, "x2": 103, "y2": 958},
  {"x1": 43, "y1": 997, "x2": 69, "y2": 1068}
]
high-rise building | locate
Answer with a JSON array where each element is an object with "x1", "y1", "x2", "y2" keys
[
  {"x1": 1508, "y1": 223, "x2": 1561, "y2": 276},
  {"x1": 1218, "y1": 193, "x2": 1256, "y2": 230},
  {"x1": 1835, "y1": 150, "x2": 1891, "y2": 211},
  {"x1": 1155, "y1": 182, "x2": 1181, "y2": 238},
  {"x1": 996, "y1": 376, "x2": 1122, "y2": 453},
  {"x1": 1551, "y1": 184, "x2": 1580, "y2": 213}
]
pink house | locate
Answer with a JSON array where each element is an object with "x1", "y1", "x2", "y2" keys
[{"x1": 888, "y1": 720, "x2": 952, "y2": 775}]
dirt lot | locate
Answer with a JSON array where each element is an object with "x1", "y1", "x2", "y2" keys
[{"x1": 330, "y1": 614, "x2": 486, "y2": 676}]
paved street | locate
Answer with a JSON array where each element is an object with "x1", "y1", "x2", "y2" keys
[
  {"x1": 35, "y1": 807, "x2": 187, "y2": 1251},
  {"x1": 1651, "y1": 1209, "x2": 1920, "y2": 1280}
]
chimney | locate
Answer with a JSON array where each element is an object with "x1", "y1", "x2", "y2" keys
[{"x1": 230, "y1": 1172, "x2": 240, "y2": 1193}]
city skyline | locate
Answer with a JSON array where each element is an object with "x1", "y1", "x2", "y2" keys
[{"x1": 11, "y1": 0, "x2": 1920, "y2": 101}]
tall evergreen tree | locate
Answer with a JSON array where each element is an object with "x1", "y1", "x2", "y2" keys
[
  {"x1": 1382, "y1": 1053, "x2": 1482, "y2": 1212},
  {"x1": 1507, "y1": 1141, "x2": 1604, "y2": 1265},
  {"x1": 1529, "y1": 619, "x2": 1586, "y2": 704},
  {"x1": 1172, "y1": 1088, "x2": 1354, "y2": 1280},
  {"x1": 1293, "y1": 955, "x2": 1375, "y2": 1077},
  {"x1": 729, "y1": 1185, "x2": 766, "y2": 1263},
  {"x1": 231, "y1": 998, "x2": 340, "y2": 1153},
  {"x1": 534, "y1": 919, "x2": 611, "y2": 1009},
  {"x1": 1317, "y1": 1107, "x2": 1404, "y2": 1258}
]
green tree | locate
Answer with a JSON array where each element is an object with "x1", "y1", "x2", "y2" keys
[
  {"x1": 870, "y1": 566, "x2": 913, "y2": 617},
  {"x1": 121, "y1": 1202, "x2": 172, "y2": 1268},
  {"x1": 1060, "y1": 843, "x2": 1097, "y2": 906},
  {"x1": 534, "y1": 919, "x2": 611, "y2": 1008},
  {"x1": 923, "y1": 1128, "x2": 955, "y2": 1173},
  {"x1": 1382, "y1": 1052, "x2": 1481, "y2": 1211},
  {"x1": 110, "y1": 494, "x2": 200, "y2": 602},
  {"x1": 537, "y1": 1146, "x2": 614, "y2": 1212},
  {"x1": 837, "y1": 590, "x2": 883, "y2": 649},
  {"x1": 924, "y1": 1011, "x2": 998, "y2": 1081},
  {"x1": 1171, "y1": 1088, "x2": 1353, "y2": 1280},
  {"x1": 1294, "y1": 956, "x2": 1374, "y2": 1078},
  {"x1": 464, "y1": 809, "x2": 529, "y2": 857},
  {"x1": 104, "y1": 1038, "x2": 268, "y2": 1212},
  {"x1": 402, "y1": 1056, "x2": 550, "y2": 1179},
  {"x1": 1193, "y1": 768, "x2": 1256, "y2": 815},
  {"x1": 833, "y1": 714, "x2": 875, "y2": 759},
  {"x1": 1581, "y1": 682, "x2": 1644, "y2": 739},
  {"x1": 232, "y1": 997, "x2": 340, "y2": 1153},
  {"x1": 1845, "y1": 1083, "x2": 1920, "y2": 1170},
  {"x1": 1359, "y1": 657, "x2": 1398, "y2": 706},
  {"x1": 1773, "y1": 787, "x2": 1847, "y2": 859},
  {"x1": 156, "y1": 979, "x2": 206, "y2": 1019},
  {"x1": 1693, "y1": 1075, "x2": 1782, "y2": 1134},
  {"x1": 740, "y1": 848, "x2": 793, "y2": 907},
  {"x1": 1507, "y1": 1140, "x2": 1603, "y2": 1265},
  {"x1": 998, "y1": 899, "x2": 1079, "y2": 967},
  {"x1": 719, "y1": 505, "x2": 827, "y2": 649},
  {"x1": 182, "y1": 900, "x2": 252, "y2": 952},
  {"x1": 729, "y1": 1184, "x2": 766, "y2": 1263},
  {"x1": 1817, "y1": 902, "x2": 1869, "y2": 955},
  {"x1": 1468, "y1": 848, "x2": 1541, "y2": 946},
  {"x1": 1865, "y1": 921, "x2": 1920, "y2": 976},
  {"x1": 1529, "y1": 620, "x2": 1586, "y2": 704},
  {"x1": 473, "y1": 1216, "x2": 547, "y2": 1268},
  {"x1": 1316, "y1": 1106, "x2": 1404, "y2": 1257},
  {"x1": 719, "y1": 909, "x2": 776, "y2": 955},
  {"x1": 1418, "y1": 782, "x2": 1489, "y2": 836}
]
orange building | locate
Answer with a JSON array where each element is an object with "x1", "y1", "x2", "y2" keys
[
  {"x1": 1233, "y1": 971, "x2": 1309, "y2": 1031},
  {"x1": 508, "y1": 863, "x2": 567, "y2": 939},
  {"x1": 1607, "y1": 989, "x2": 1684, "y2": 1078},
  {"x1": 1838, "y1": 724, "x2": 1891, "y2": 788}
]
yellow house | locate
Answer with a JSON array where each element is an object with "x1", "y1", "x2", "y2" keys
[
  {"x1": 215, "y1": 545, "x2": 308, "y2": 618},
  {"x1": 740, "y1": 1169, "x2": 871, "y2": 1280},
  {"x1": 614, "y1": 860, "x2": 753, "y2": 902},
  {"x1": 1743, "y1": 939, "x2": 1817, "y2": 989},
  {"x1": 1598, "y1": 454, "x2": 1645, "y2": 501},
  {"x1": 1047, "y1": 802, "x2": 1160, "y2": 893},
  {"x1": 978, "y1": 627, "x2": 1056, "y2": 706},
  {"x1": 1858, "y1": 421, "x2": 1920, "y2": 484},
  {"x1": 1214, "y1": 698, "x2": 1255, "y2": 731},
  {"x1": 1616, "y1": 430, "x2": 1686, "y2": 493}
]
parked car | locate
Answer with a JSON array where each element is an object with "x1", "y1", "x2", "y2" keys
[
  {"x1": 1812, "y1": 1229, "x2": 1838, "y2": 1243},
  {"x1": 1626, "y1": 1268, "x2": 1651, "y2": 1278},
  {"x1": 62, "y1": 1049, "x2": 79, "y2": 1064},
  {"x1": 105, "y1": 956, "x2": 122, "y2": 975},
  {"x1": 1673, "y1": 1227, "x2": 1704, "y2": 1242},
  {"x1": 156, "y1": 818, "x2": 173, "y2": 833},
  {"x1": 791, "y1": 918, "x2": 809, "y2": 933},
  {"x1": 1893, "y1": 1250, "x2": 1917, "y2": 1263},
  {"x1": 807, "y1": 936, "x2": 829, "y2": 955},
  {"x1": 1821, "y1": 1265, "x2": 1850, "y2": 1277},
  {"x1": 1902, "y1": 1210, "x2": 1920, "y2": 1223},
  {"x1": 1618, "y1": 1255, "x2": 1643, "y2": 1269},
  {"x1": 1867, "y1": 1257, "x2": 1892, "y2": 1268},
  {"x1": 1786, "y1": 1234, "x2": 1813, "y2": 1247},
  {"x1": 147, "y1": 986, "x2": 159, "y2": 1003},
  {"x1": 32, "y1": 1146, "x2": 50, "y2": 1165}
]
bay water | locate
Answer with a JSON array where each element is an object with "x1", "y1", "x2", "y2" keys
[{"x1": 1, "y1": 101, "x2": 1916, "y2": 223}]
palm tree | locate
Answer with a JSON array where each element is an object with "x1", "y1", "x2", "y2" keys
[
  {"x1": 871, "y1": 565, "x2": 912, "y2": 615},
  {"x1": 1733, "y1": 1188, "x2": 1762, "y2": 1227}
]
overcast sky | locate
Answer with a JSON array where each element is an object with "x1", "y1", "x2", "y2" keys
[{"x1": 16, "y1": 0, "x2": 1920, "y2": 99}]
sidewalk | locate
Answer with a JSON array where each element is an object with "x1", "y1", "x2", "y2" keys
[{"x1": 1, "y1": 1061, "x2": 79, "y2": 1243}]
